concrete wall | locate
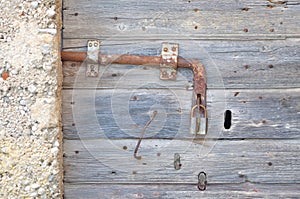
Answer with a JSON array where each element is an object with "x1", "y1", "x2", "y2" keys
[{"x1": 0, "y1": 0, "x2": 63, "y2": 198}]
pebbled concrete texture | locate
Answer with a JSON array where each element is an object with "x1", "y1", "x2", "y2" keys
[{"x1": 0, "y1": 0, "x2": 63, "y2": 198}]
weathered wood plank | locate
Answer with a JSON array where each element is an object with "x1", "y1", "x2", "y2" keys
[
  {"x1": 62, "y1": 0, "x2": 300, "y2": 196},
  {"x1": 62, "y1": 39, "x2": 300, "y2": 89},
  {"x1": 63, "y1": 139, "x2": 300, "y2": 183},
  {"x1": 63, "y1": 0, "x2": 300, "y2": 39},
  {"x1": 62, "y1": 88, "x2": 300, "y2": 139},
  {"x1": 64, "y1": 0, "x2": 300, "y2": 12},
  {"x1": 62, "y1": 88, "x2": 224, "y2": 139},
  {"x1": 64, "y1": 183, "x2": 300, "y2": 199}
]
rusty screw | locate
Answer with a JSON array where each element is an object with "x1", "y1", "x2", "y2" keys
[
  {"x1": 172, "y1": 46, "x2": 177, "y2": 52},
  {"x1": 163, "y1": 47, "x2": 168, "y2": 52}
]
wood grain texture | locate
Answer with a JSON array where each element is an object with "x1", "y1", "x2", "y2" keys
[
  {"x1": 64, "y1": 183, "x2": 300, "y2": 199},
  {"x1": 64, "y1": 139, "x2": 300, "y2": 183},
  {"x1": 62, "y1": 39, "x2": 300, "y2": 89},
  {"x1": 64, "y1": 0, "x2": 300, "y2": 12},
  {"x1": 62, "y1": 88, "x2": 300, "y2": 139},
  {"x1": 63, "y1": 0, "x2": 300, "y2": 40},
  {"x1": 62, "y1": 0, "x2": 300, "y2": 197}
]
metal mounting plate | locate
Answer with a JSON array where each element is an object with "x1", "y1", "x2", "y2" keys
[
  {"x1": 160, "y1": 43, "x2": 178, "y2": 80},
  {"x1": 86, "y1": 40, "x2": 100, "y2": 77}
]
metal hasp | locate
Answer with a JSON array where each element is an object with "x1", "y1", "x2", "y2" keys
[
  {"x1": 183, "y1": 58, "x2": 207, "y2": 135},
  {"x1": 160, "y1": 43, "x2": 178, "y2": 80},
  {"x1": 61, "y1": 42, "x2": 207, "y2": 135},
  {"x1": 86, "y1": 40, "x2": 100, "y2": 77}
]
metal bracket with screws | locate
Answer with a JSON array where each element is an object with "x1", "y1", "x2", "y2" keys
[
  {"x1": 86, "y1": 40, "x2": 100, "y2": 77},
  {"x1": 160, "y1": 43, "x2": 178, "y2": 80}
]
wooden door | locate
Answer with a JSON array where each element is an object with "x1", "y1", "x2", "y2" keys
[{"x1": 62, "y1": 0, "x2": 300, "y2": 198}]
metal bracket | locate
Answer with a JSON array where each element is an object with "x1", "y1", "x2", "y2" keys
[
  {"x1": 160, "y1": 43, "x2": 178, "y2": 80},
  {"x1": 86, "y1": 40, "x2": 100, "y2": 77}
]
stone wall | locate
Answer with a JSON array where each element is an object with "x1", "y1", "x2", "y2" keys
[{"x1": 0, "y1": 0, "x2": 63, "y2": 198}]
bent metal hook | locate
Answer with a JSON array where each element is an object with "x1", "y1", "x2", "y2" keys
[{"x1": 61, "y1": 41, "x2": 207, "y2": 135}]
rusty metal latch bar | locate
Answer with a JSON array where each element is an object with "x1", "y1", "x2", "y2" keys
[{"x1": 61, "y1": 42, "x2": 208, "y2": 135}]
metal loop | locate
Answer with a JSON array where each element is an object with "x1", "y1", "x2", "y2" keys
[{"x1": 190, "y1": 104, "x2": 207, "y2": 119}]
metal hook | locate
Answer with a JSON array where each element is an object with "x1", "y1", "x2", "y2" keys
[{"x1": 134, "y1": 111, "x2": 158, "y2": 160}]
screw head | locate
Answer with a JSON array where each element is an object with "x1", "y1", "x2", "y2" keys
[{"x1": 163, "y1": 47, "x2": 168, "y2": 52}]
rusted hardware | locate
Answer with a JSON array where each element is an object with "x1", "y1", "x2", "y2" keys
[
  {"x1": 160, "y1": 43, "x2": 178, "y2": 80},
  {"x1": 198, "y1": 171, "x2": 207, "y2": 191},
  {"x1": 86, "y1": 40, "x2": 100, "y2": 77},
  {"x1": 61, "y1": 42, "x2": 207, "y2": 135},
  {"x1": 134, "y1": 111, "x2": 158, "y2": 160},
  {"x1": 174, "y1": 153, "x2": 181, "y2": 170}
]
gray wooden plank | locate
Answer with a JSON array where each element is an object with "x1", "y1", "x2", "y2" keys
[
  {"x1": 63, "y1": 0, "x2": 300, "y2": 39},
  {"x1": 62, "y1": 88, "x2": 300, "y2": 139},
  {"x1": 63, "y1": 0, "x2": 300, "y2": 12},
  {"x1": 64, "y1": 183, "x2": 300, "y2": 199},
  {"x1": 62, "y1": 88, "x2": 225, "y2": 140},
  {"x1": 63, "y1": 139, "x2": 300, "y2": 183},
  {"x1": 62, "y1": 39, "x2": 300, "y2": 89}
]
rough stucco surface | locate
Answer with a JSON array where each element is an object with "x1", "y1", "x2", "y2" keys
[{"x1": 0, "y1": 0, "x2": 62, "y2": 198}]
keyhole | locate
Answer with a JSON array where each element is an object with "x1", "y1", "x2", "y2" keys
[{"x1": 224, "y1": 110, "x2": 232, "y2": 129}]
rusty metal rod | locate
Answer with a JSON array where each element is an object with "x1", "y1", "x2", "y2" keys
[
  {"x1": 134, "y1": 110, "x2": 158, "y2": 160},
  {"x1": 61, "y1": 51, "x2": 206, "y2": 102}
]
